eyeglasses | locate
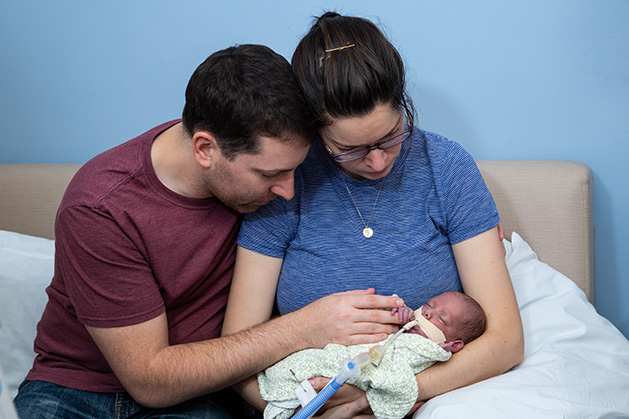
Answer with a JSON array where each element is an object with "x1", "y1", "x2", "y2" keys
[{"x1": 325, "y1": 124, "x2": 413, "y2": 163}]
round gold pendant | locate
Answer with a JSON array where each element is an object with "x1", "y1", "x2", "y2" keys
[{"x1": 363, "y1": 227, "x2": 374, "y2": 238}]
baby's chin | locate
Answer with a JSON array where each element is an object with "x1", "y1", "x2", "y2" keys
[{"x1": 406, "y1": 325, "x2": 427, "y2": 338}]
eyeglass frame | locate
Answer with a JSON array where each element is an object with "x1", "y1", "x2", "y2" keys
[{"x1": 324, "y1": 121, "x2": 414, "y2": 163}]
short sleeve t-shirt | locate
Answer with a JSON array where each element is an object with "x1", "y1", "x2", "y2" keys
[
  {"x1": 26, "y1": 120, "x2": 242, "y2": 392},
  {"x1": 238, "y1": 129, "x2": 499, "y2": 314}
]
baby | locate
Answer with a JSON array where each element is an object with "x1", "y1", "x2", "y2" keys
[
  {"x1": 391, "y1": 291, "x2": 486, "y2": 353},
  {"x1": 258, "y1": 291, "x2": 486, "y2": 419}
]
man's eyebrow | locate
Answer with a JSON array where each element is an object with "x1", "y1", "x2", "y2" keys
[
  {"x1": 255, "y1": 167, "x2": 294, "y2": 175},
  {"x1": 329, "y1": 115, "x2": 403, "y2": 149}
]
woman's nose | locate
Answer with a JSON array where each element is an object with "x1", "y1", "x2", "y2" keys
[{"x1": 363, "y1": 148, "x2": 387, "y2": 171}]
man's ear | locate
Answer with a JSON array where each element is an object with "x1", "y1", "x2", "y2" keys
[
  {"x1": 192, "y1": 131, "x2": 220, "y2": 168},
  {"x1": 440, "y1": 340, "x2": 464, "y2": 353}
]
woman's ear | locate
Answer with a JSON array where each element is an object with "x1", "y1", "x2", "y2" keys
[
  {"x1": 192, "y1": 131, "x2": 220, "y2": 168},
  {"x1": 440, "y1": 340, "x2": 464, "y2": 353}
]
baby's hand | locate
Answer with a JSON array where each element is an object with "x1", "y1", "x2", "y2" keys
[{"x1": 391, "y1": 305, "x2": 415, "y2": 323}]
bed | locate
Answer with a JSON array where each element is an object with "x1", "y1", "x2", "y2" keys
[{"x1": 0, "y1": 161, "x2": 628, "y2": 417}]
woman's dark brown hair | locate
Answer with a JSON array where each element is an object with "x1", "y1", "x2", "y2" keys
[{"x1": 292, "y1": 12, "x2": 415, "y2": 129}]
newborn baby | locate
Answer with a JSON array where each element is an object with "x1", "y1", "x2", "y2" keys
[
  {"x1": 258, "y1": 291, "x2": 486, "y2": 419},
  {"x1": 392, "y1": 291, "x2": 486, "y2": 353}
]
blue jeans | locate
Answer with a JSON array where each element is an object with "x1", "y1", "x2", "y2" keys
[{"x1": 14, "y1": 380, "x2": 258, "y2": 419}]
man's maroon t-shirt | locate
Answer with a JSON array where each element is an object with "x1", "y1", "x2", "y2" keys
[{"x1": 26, "y1": 120, "x2": 241, "y2": 392}]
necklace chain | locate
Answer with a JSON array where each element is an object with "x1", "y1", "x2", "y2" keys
[{"x1": 339, "y1": 174, "x2": 385, "y2": 238}]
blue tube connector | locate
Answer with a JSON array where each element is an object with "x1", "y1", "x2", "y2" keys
[{"x1": 291, "y1": 375, "x2": 345, "y2": 419}]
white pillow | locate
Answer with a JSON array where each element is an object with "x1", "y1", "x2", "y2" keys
[
  {"x1": 415, "y1": 232, "x2": 629, "y2": 418},
  {"x1": 0, "y1": 230, "x2": 54, "y2": 399}
]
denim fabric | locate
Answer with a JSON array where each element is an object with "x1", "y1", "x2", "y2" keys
[{"x1": 14, "y1": 381, "x2": 256, "y2": 419}]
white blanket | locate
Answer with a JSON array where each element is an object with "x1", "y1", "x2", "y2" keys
[{"x1": 259, "y1": 335, "x2": 450, "y2": 419}]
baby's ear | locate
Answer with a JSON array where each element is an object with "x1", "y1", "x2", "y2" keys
[{"x1": 440, "y1": 340, "x2": 464, "y2": 353}]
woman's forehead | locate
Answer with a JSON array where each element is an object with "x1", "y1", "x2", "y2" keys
[{"x1": 323, "y1": 104, "x2": 402, "y2": 147}]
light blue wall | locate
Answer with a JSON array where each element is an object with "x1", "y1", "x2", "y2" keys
[{"x1": 1, "y1": 1, "x2": 628, "y2": 338}]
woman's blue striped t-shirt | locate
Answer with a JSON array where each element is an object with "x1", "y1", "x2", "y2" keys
[{"x1": 238, "y1": 129, "x2": 500, "y2": 314}]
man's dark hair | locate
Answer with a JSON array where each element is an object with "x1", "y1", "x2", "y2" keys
[{"x1": 182, "y1": 44, "x2": 316, "y2": 160}]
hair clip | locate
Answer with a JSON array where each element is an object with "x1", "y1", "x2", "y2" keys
[{"x1": 325, "y1": 43, "x2": 355, "y2": 53}]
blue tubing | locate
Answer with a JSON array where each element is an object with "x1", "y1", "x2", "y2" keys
[{"x1": 291, "y1": 377, "x2": 344, "y2": 419}]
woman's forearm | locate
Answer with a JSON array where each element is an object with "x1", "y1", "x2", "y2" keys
[
  {"x1": 417, "y1": 227, "x2": 524, "y2": 400},
  {"x1": 414, "y1": 325, "x2": 524, "y2": 400},
  {"x1": 233, "y1": 376, "x2": 266, "y2": 412}
]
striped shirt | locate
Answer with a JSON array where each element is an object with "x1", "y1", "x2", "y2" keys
[{"x1": 238, "y1": 129, "x2": 499, "y2": 314}]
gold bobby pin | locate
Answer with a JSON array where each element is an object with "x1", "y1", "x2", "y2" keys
[{"x1": 325, "y1": 43, "x2": 355, "y2": 53}]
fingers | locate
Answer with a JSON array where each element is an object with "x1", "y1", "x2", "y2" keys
[
  {"x1": 496, "y1": 223, "x2": 506, "y2": 257},
  {"x1": 497, "y1": 222, "x2": 505, "y2": 241},
  {"x1": 308, "y1": 379, "x2": 368, "y2": 410},
  {"x1": 331, "y1": 315, "x2": 398, "y2": 346},
  {"x1": 309, "y1": 376, "x2": 330, "y2": 392},
  {"x1": 335, "y1": 288, "x2": 376, "y2": 295},
  {"x1": 325, "y1": 395, "x2": 372, "y2": 419},
  {"x1": 298, "y1": 290, "x2": 405, "y2": 347},
  {"x1": 397, "y1": 306, "x2": 414, "y2": 323},
  {"x1": 333, "y1": 289, "x2": 405, "y2": 310},
  {"x1": 315, "y1": 393, "x2": 373, "y2": 419}
]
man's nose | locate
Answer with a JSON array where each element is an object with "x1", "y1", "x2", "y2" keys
[{"x1": 270, "y1": 174, "x2": 295, "y2": 200}]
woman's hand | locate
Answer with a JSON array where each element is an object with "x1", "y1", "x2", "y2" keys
[
  {"x1": 309, "y1": 377, "x2": 424, "y2": 418},
  {"x1": 309, "y1": 377, "x2": 374, "y2": 418}
]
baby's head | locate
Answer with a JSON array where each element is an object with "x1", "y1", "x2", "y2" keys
[{"x1": 415, "y1": 291, "x2": 486, "y2": 353}]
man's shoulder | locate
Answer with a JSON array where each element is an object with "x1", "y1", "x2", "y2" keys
[
  {"x1": 65, "y1": 140, "x2": 143, "y2": 207},
  {"x1": 60, "y1": 121, "x2": 178, "y2": 210}
]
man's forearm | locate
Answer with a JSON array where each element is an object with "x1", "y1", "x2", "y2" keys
[{"x1": 88, "y1": 310, "x2": 308, "y2": 408}]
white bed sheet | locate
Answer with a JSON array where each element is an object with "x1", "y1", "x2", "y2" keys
[{"x1": 415, "y1": 232, "x2": 629, "y2": 418}]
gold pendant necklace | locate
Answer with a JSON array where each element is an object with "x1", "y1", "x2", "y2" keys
[{"x1": 339, "y1": 174, "x2": 385, "y2": 238}]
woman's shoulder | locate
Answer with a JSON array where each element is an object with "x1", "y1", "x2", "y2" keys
[
  {"x1": 409, "y1": 128, "x2": 475, "y2": 169},
  {"x1": 414, "y1": 129, "x2": 469, "y2": 154}
]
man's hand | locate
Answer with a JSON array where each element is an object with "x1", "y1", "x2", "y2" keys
[{"x1": 293, "y1": 288, "x2": 405, "y2": 348}]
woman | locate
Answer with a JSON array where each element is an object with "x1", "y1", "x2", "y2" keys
[{"x1": 223, "y1": 12, "x2": 523, "y2": 417}]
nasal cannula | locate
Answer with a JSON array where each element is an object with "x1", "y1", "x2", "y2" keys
[{"x1": 290, "y1": 316, "x2": 421, "y2": 419}]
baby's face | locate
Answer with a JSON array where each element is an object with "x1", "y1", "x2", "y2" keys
[{"x1": 420, "y1": 292, "x2": 467, "y2": 342}]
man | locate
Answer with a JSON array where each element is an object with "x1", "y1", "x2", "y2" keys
[{"x1": 14, "y1": 44, "x2": 404, "y2": 418}]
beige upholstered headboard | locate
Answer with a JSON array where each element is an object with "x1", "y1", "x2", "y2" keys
[
  {"x1": 0, "y1": 160, "x2": 595, "y2": 304},
  {"x1": 477, "y1": 160, "x2": 594, "y2": 303},
  {"x1": 0, "y1": 164, "x2": 81, "y2": 240}
]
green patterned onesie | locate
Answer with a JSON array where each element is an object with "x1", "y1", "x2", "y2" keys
[{"x1": 258, "y1": 334, "x2": 451, "y2": 419}]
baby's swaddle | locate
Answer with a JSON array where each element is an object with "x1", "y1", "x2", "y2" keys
[{"x1": 258, "y1": 334, "x2": 451, "y2": 419}]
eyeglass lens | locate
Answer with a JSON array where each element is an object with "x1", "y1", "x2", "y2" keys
[{"x1": 333, "y1": 128, "x2": 412, "y2": 162}]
